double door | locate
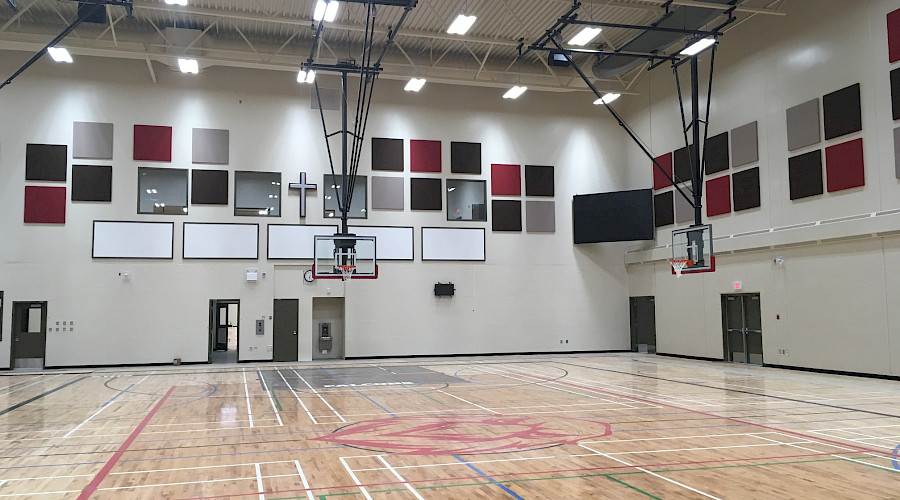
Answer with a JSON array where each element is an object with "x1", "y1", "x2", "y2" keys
[{"x1": 722, "y1": 294, "x2": 763, "y2": 364}]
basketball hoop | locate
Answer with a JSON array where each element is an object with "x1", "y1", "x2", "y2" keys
[
  {"x1": 670, "y1": 259, "x2": 693, "y2": 278},
  {"x1": 338, "y1": 265, "x2": 355, "y2": 282}
]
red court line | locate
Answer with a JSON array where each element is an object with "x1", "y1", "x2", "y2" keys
[{"x1": 77, "y1": 386, "x2": 177, "y2": 500}]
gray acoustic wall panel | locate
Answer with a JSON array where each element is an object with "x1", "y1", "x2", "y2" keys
[
  {"x1": 311, "y1": 87, "x2": 341, "y2": 111},
  {"x1": 525, "y1": 200, "x2": 555, "y2": 233},
  {"x1": 786, "y1": 98, "x2": 821, "y2": 151},
  {"x1": 674, "y1": 185, "x2": 694, "y2": 223},
  {"x1": 73, "y1": 122, "x2": 113, "y2": 159},
  {"x1": 26, "y1": 144, "x2": 67, "y2": 181},
  {"x1": 895, "y1": 127, "x2": 900, "y2": 179},
  {"x1": 192, "y1": 128, "x2": 229, "y2": 164},
  {"x1": 410, "y1": 178, "x2": 442, "y2": 210},
  {"x1": 372, "y1": 176, "x2": 404, "y2": 210},
  {"x1": 72, "y1": 165, "x2": 112, "y2": 202},
  {"x1": 731, "y1": 121, "x2": 758, "y2": 167}
]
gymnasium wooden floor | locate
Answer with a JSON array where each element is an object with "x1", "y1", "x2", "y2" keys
[{"x1": 0, "y1": 354, "x2": 898, "y2": 499}]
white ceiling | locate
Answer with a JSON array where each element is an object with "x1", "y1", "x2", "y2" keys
[{"x1": 0, "y1": 0, "x2": 785, "y2": 93}]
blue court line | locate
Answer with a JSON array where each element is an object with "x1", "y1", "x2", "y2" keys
[
  {"x1": 453, "y1": 454, "x2": 526, "y2": 500},
  {"x1": 892, "y1": 444, "x2": 900, "y2": 470},
  {"x1": 102, "y1": 383, "x2": 135, "y2": 407}
]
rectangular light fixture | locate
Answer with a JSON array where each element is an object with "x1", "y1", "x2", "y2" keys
[
  {"x1": 404, "y1": 78, "x2": 426, "y2": 92},
  {"x1": 313, "y1": 0, "x2": 339, "y2": 22},
  {"x1": 502, "y1": 86, "x2": 527, "y2": 99},
  {"x1": 568, "y1": 27, "x2": 601, "y2": 47},
  {"x1": 164, "y1": 0, "x2": 188, "y2": 5},
  {"x1": 47, "y1": 47, "x2": 72, "y2": 63},
  {"x1": 297, "y1": 69, "x2": 316, "y2": 84},
  {"x1": 680, "y1": 37, "x2": 716, "y2": 56},
  {"x1": 593, "y1": 93, "x2": 621, "y2": 105},
  {"x1": 447, "y1": 14, "x2": 476, "y2": 35},
  {"x1": 177, "y1": 58, "x2": 199, "y2": 74}
]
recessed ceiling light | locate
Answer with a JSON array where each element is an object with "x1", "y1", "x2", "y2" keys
[
  {"x1": 447, "y1": 14, "x2": 476, "y2": 35},
  {"x1": 680, "y1": 37, "x2": 716, "y2": 56},
  {"x1": 502, "y1": 85, "x2": 527, "y2": 99},
  {"x1": 568, "y1": 27, "x2": 601, "y2": 47},
  {"x1": 297, "y1": 69, "x2": 316, "y2": 84},
  {"x1": 47, "y1": 47, "x2": 72, "y2": 63},
  {"x1": 313, "y1": 0, "x2": 339, "y2": 22},
  {"x1": 177, "y1": 58, "x2": 199, "y2": 74},
  {"x1": 404, "y1": 78, "x2": 426, "y2": 92},
  {"x1": 593, "y1": 93, "x2": 621, "y2": 105},
  {"x1": 164, "y1": 0, "x2": 188, "y2": 5}
]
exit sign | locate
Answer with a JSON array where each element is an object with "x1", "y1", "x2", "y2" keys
[{"x1": 733, "y1": 281, "x2": 743, "y2": 290}]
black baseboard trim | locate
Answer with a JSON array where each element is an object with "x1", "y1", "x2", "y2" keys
[
  {"x1": 41, "y1": 360, "x2": 208, "y2": 370},
  {"x1": 346, "y1": 349, "x2": 632, "y2": 361},
  {"x1": 763, "y1": 363, "x2": 900, "y2": 381},
  {"x1": 656, "y1": 352, "x2": 723, "y2": 363}
]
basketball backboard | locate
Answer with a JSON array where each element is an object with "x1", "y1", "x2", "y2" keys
[
  {"x1": 671, "y1": 224, "x2": 715, "y2": 274},
  {"x1": 313, "y1": 234, "x2": 377, "y2": 279}
]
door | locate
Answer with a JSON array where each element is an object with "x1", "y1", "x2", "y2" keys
[
  {"x1": 722, "y1": 294, "x2": 763, "y2": 364},
  {"x1": 209, "y1": 299, "x2": 240, "y2": 363},
  {"x1": 12, "y1": 301, "x2": 47, "y2": 369},
  {"x1": 273, "y1": 299, "x2": 299, "y2": 362},
  {"x1": 629, "y1": 296, "x2": 656, "y2": 353}
]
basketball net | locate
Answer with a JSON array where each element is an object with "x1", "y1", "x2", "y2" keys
[
  {"x1": 670, "y1": 259, "x2": 692, "y2": 278},
  {"x1": 339, "y1": 265, "x2": 355, "y2": 283}
]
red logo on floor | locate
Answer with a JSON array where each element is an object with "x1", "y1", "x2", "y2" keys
[{"x1": 314, "y1": 415, "x2": 612, "y2": 455}]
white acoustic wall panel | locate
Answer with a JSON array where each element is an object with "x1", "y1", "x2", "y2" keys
[
  {"x1": 268, "y1": 224, "x2": 338, "y2": 259},
  {"x1": 184, "y1": 223, "x2": 258, "y2": 259},
  {"x1": 421, "y1": 227, "x2": 485, "y2": 261},
  {"x1": 349, "y1": 226, "x2": 414, "y2": 260},
  {"x1": 92, "y1": 221, "x2": 174, "y2": 259}
]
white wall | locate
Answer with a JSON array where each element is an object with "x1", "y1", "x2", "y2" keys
[
  {"x1": 622, "y1": 0, "x2": 900, "y2": 375},
  {"x1": 0, "y1": 52, "x2": 631, "y2": 366}
]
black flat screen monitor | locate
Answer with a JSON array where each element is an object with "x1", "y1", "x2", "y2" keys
[{"x1": 573, "y1": 189, "x2": 655, "y2": 243}]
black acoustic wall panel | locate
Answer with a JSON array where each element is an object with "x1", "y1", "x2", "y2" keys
[
  {"x1": 525, "y1": 165, "x2": 554, "y2": 196},
  {"x1": 654, "y1": 190, "x2": 675, "y2": 227},
  {"x1": 704, "y1": 132, "x2": 729, "y2": 175},
  {"x1": 573, "y1": 189, "x2": 655, "y2": 243},
  {"x1": 26, "y1": 144, "x2": 67, "y2": 181},
  {"x1": 823, "y1": 83, "x2": 862, "y2": 140},
  {"x1": 71, "y1": 165, "x2": 112, "y2": 202},
  {"x1": 450, "y1": 142, "x2": 481, "y2": 174},
  {"x1": 192, "y1": 169, "x2": 229, "y2": 205},
  {"x1": 673, "y1": 146, "x2": 692, "y2": 183},
  {"x1": 372, "y1": 138, "x2": 404, "y2": 171},
  {"x1": 732, "y1": 167, "x2": 761, "y2": 211},
  {"x1": 492, "y1": 200, "x2": 522, "y2": 231},
  {"x1": 410, "y1": 178, "x2": 442, "y2": 210},
  {"x1": 788, "y1": 150, "x2": 824, "y2": 200},
  {"x1": 892, "y1": 68, "x2": 900, "y2": 121}
]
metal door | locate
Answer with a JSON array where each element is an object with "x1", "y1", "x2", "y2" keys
[
  {"x1": 629, "y1": 296, "x2": 656, "y2": 353},
  {"x1": 12, "y1": 301, "x2": 47, "y2": 369},
  {"x1": 273, "y1": 299, "x2": 299, "y2": 362},
  {"x1": 722, "y1": 294, "x2": 762, "y2": 364}
]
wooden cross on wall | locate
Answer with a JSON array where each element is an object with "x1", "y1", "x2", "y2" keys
[{"x1": 289, "y1": 172, "x2": 317, "y2": 218}]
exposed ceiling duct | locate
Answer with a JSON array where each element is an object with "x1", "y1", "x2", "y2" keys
[{"x1": 592, "y1": 0, "x2": 740, "y2": 79}]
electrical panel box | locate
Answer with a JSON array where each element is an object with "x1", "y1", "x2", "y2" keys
[{"x1": 434, "y1": 283, "x2": 455, "y2": 297}]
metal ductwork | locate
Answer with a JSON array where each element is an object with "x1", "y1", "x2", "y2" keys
[{"x1": 592, "y1": 0, "x2": 739, "y2": 79}]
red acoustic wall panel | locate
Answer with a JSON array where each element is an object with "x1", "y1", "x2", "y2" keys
[
  {"x1": 825, "y1": 138, "x2": 865, "y2": 192},
  {"x1": 705, "y1": 175, "x2": 731, "y2": 217},
  {"x1": 653, "y1": 152, "x2": 673, "y2": 190},
  {"x1": 889, "y1": 8, "x2": 900, "y2": 63},
  {"x1": 491, "y1": 164, "x2": 521, "y2": 196},
  {"x1": 24, "y1": 186, "x2": 66, "y2": 223},
  {"x1": 134, "y1": 125, "x2": 173, "y2": 161},
  {"x1": 410, "y1": 139, "x2": 441, "y2": 172}
]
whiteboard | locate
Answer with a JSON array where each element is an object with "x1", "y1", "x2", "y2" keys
[
  {"x1": 92, "y1": 221, "x2": 174, "y2": 259},
  {"x1": 349, "y1": 226, "x2": 414, "y2": 260},
  {"x1": 184, "y1": 223, "x2": 258, "y2": 259},
  {"x1": 421, "y1": 227, "x2": 485, "y2": 261},
  {"x1": 268, "y1": 225, "x2": 338, "y2": 259}
]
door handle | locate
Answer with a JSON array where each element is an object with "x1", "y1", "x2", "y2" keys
[
  {"x1": 14, "y1": 337, "x2": 18, "y2": 342},
  {"x1": 292, "y1": 331, "x2": 297, "y2": 336}
]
